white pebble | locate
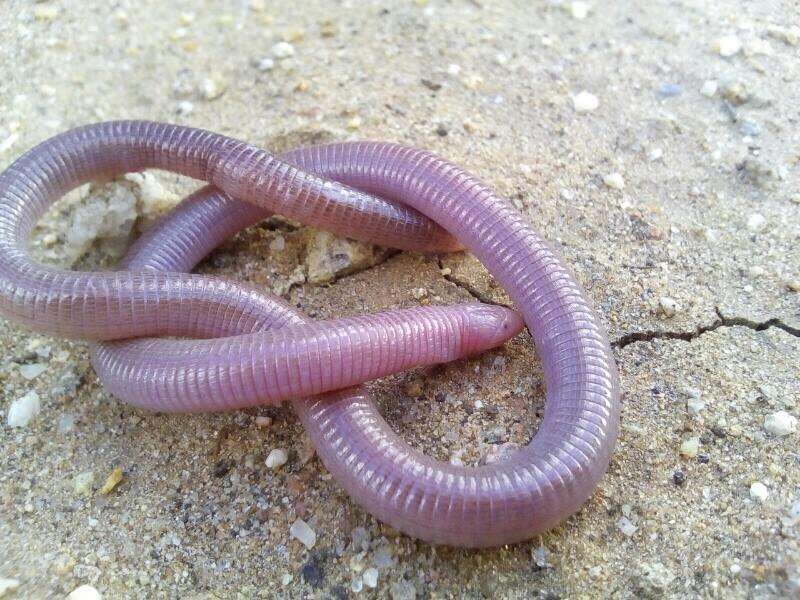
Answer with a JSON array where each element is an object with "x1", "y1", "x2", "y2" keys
[
  {"x1": 700, "y1": 80, "x2": 718, "y2": 97},
  {"x1": 289, "y1": 518, "x2": 316, "y2": 549},
  {"x1": 200, "y1": 77, "x2": 226, "y2": 101},
  {"x1": 176, "y1": 101, "x2": 194, "y2": 115},
  {"x1": 603, "y1": 172, "x2": 625, "y2": 190},
  {"x1": 19, "y1": 363, "x2": 47, "y2": 380},
  {"x1": 254, "y1": 415, "x2": 273, "y2": 427},
  {"x1": 715, "y1": 35, "x2": 742, "y2": 57},
  {"x1": 351, "y1": 576, "x2": 364, "y2": 593},
  {"x1": 257, "y1": 57, "x2": 275, "y2": 71},
  {"x1": 272, "y1": 41, "x2": 295, "y2": 58},
  {"x1": 658, "y1": 297, "x2": 680, "y2": 318},
  {"x1": 7, "y1": 391, "x2": 41, "y2": 427},
  {"x1": 281, "y1": 573, "x2": 293, "y2": 585},
  {"x1": 687, "y1": 398, "x2": 706, "y2": 417},
  {"x1": 750, "y1": 481, "x2": 769, "y2": 502},
  {"x1": 363, "y1": 567, "x2": 379, "y2": 588},
  {"x1": 570, "y1": 1, "x2": 590, "y2": 19},
  {"x1": 764, "y1": 411, "x2": 797, "y2": 437},
  {"x1": 746, "y1": 213, "x2": 766, "y2": 231},
  {"x1": 0, "y1": 579, "x2": 21, "y2": 597},
  {"x1": 446, "y1": 63, "x2": 461, "y2": 76},
  {"x1": 265, "y1": 448, "x2": 288, "y2": 470},
  {"x1": 67, "y1": 585, "x2": 103, "y2": 600},
  {"x1": 648, "y1": 148, "x2": 663, "y2": 162},
  {"x1": 680, "y1": 437, "x2": 700, "y2": 458},
  {"x1": 572, "y1": 90, "x2": 599, "y2": 113},
  {"x1": 617, "y1": 516, "x2": 637, "y2": 536}
]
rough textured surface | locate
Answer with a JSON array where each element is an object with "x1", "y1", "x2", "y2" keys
[{"x1": 0, "y1": 0, "x2": 798, "y2": 598}]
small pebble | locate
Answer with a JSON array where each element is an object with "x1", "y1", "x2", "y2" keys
[
  {"x1": 648, "y1": 148, "x2": 663, "y2": 162},
  {"x1": 746, "y1": 213, "x2": 766, "y2": 231},
  {"x1": 390, "y1": 579, "x2": 416, "y2": 600},
  {"x1": 290, "y1": 518, "x2": 317, "y2": 549},
  {"x1": 673, "y1": 470, "x2": 686, "y2": 486},
  {"x1": 200, "y1": 77, "x2": 226, "y2": 101},
  {"x1": 0, "y1": 579, "x2": 20, "y2": 597},
  {"x1": 301, "y1": 561, "x2": 324, "y2": 588},
  {"x1": 657, "y1": 83, "x2": 682, "y2": 98},
  {"x1": 351, "y1": 576, "x2": 364, "y2": 593},
  {"x1": 569, "y1": 1, "x2": 590, "y2": 19},
  {"x1": 700, "y1": 80, "x2": 718, "y2": 97},
  {"x1": 658, "y1": 297, "x2": 679, "y2": 318},
  {"x1": 281, "y1": 574, "x2": 293, "y2": 585},
  {"x1": 58, "y1": 413, "x2": 76, "y2": 433},
  {"x1": 350, "y1": 526, "x2": 370, "y2": 551},
  {"x1": 750, "y1": 481, "x2": 769, "y2": 502},
  {"x1": 363, "y1": 568, "x2": 379, "y2": 588},
  {"x1": 19, "y1": 363, "x2": 47, "y2": 380},
  {"x1": 722, "y1": 81, "x2": 750, "y2": 106},
  {"x1": 6, "y1": 391, "x2": 41, "y2": 427},
  {"x1": 272, "y1": 41, "x2": 295, "y2": 58},
  {"x1": 256, "y1": 57, "x2": 275, "y2": 71},
  {"x1": 33, "y1": 4, "x2": 60, "y2": 20},
  {"x1": 67, "y1": 585, "x2": 102, "y2": 600},
  {"x1": 255, "y1": 415, "x2": 273, "y2": 427},
  {"x1": 372, "y1": 545, "x2": 394, "y2": 569},
  {"x1": 265, "y1": 448, "x2": 288, "y2": 470},
  {"x1": 617, "y1": 516, "x2": 637, "y2": 537},
  {"x1": 572, "y1": 90, "x2": 599, "y2": 113},
  {"x1": 176, "y1": 100, "x2": 194, "y2": 115},
  {"x1": 767, "y1": 25, "x2": 800, "y2": 46},
  {"x1": 269, "y1": 236, "x2": 286, "y2": 252},
  {"x1": 715, "y1": 35, "x2": 742, "y2": 57},
  {"x1": 603, "y1": 172, "x2": 625, "y2": 190},
  {"x1": 788, "y1": 500, "x2": 800, "y2": 525},
  {"x1": 73, "y1": 471, "x2": 95, "y2": 496},
  {"x1": 687, "y1": 398, "x2": 706, "y2": 416},
  {"x1": 532, "y1": 546, "x2": 550, "y2": 568},
  {"x1": 740, "y1": 120, "x2": 760, "y2": 136},
  {"x1": 680, "y1": 437, "x2": 700, "y2": 458},
  {"x1": 764, "y1": 411, "x2": 797, "y2": 437}
]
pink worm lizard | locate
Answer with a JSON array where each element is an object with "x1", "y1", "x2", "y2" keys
[{"x1": 0, "y1": 121, "x2": 620, "y2": 547}]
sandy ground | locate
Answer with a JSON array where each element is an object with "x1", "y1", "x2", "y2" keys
[{"x1": 1, "y1": 0, "x2": 799, "y2": 598}]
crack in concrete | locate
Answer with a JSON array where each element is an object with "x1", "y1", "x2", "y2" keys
[
  {"x1": 330, "y1": 257, "x2": 799, "y2": 348},
  {"x1": 435, "y1": 257, "x2": 512, "y2": 308},
  {"x1": 612, "y1": 307, "x2": 800, "y2": 348}
]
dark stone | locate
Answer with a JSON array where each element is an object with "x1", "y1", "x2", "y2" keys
[
  {"x1": 421, "y1": 79, "x2": 442, "y2": 91},
  {"x1": 328, "y1": 585, "x2": 349, "y2": 600},
  {"x1": 301, "y1": 560, "x2": 325, "y2": 588},
  {"x1": 672, "y1": 470, "x2": 686, "y2": 486},
  {"x1": 213, "y1": 460, "x2": 231, "y2": 478}
]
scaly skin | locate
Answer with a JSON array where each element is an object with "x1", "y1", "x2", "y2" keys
[{"x1": 0, "y1": 122, "x2": 620, "y2": 547}]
